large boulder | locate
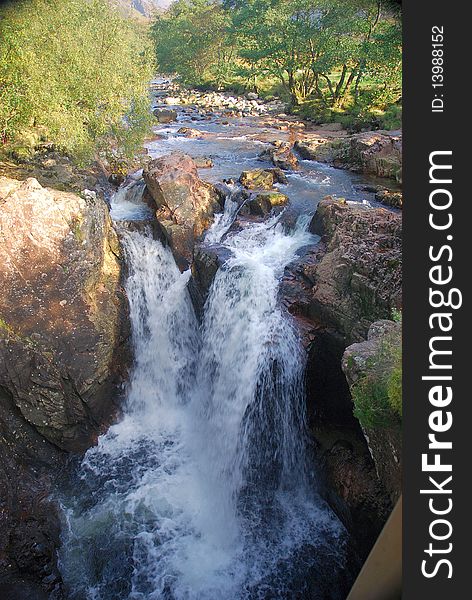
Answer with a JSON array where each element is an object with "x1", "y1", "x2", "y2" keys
[
  {"x1": 295, "y1": 130, "x2": 402, "y2": 182},
  {"x1": 0, "y1": 177, "x2": 128, "y2": 451},
  {"x1": 153, "y1": 108, "x2": 177, "y2": 123},
  {"x1": 239, "y1": 169, "x2": 276, "y2": 190},
  {"x1": 143, "y1": 153, "x2": 223, "y2": 270},
  {"x1": 259, "y1": 141, "x2": 299, "y2": 171},
  {"x1": 0, "y1": 176, "x2": 129, "y2": 595},
  {"x1": 307, "y1": 197, "x2": 402, "y2": 344},
  {"x1": 244, "y1": 191, "x2": 289, "y2": 217}
]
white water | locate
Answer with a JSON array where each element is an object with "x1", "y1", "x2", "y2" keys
[
  {"x1": 59, "y1": 192, "x2": 350, "y2": 599},
  {"x1": 59, "y1": 211, "x2": 349, "y2": 599}
]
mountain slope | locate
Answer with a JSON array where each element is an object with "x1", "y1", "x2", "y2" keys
[{"x1": 111, "y1": 0, "x2": 172, "y2": 18}]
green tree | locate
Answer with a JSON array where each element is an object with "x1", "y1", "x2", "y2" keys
[
  {"x1": 151, "y1": 0, "x2": 235, "y2": 88},
  {"x1": 0, "y1": 0, "x2": 154, "y2": 162}
]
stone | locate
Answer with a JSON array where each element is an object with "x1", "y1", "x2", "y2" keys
[
  {"x1": 239, "y1": 169, "x2": 275, "y2": 190},
  {"x1": 194, "y1": 156, "x2": 213, "y2": 169},
  {"x1": 0, "y1": 177, "x2": 128, "y2": 451},
  {"x1": 342, "y1": 320, "x2": 402, "y2": 503},
  {"x1": 375, "y1": 188, "x2": 403, "y2": 209},
  {"x1": 143, "y1": 153, "x2": 222, "y2": 270},
  {"x1": 307, "y1": 197, "x2": 402, "y2": 343},
  {"x1": 296, "y1": 131, "x2": 402, "y2": 182},
  {"x1": 153, "y1": 108, "x2": 177, "y2": 123},
  {"x1": 177, "y1": 127, "x2": 204, "y2": 139},
  {"x1": 248, "y1": 192, "x2": 289, "y2": 216},
  {"x1": 0, "y1": 176, "x2": 129, "y2": 595},
  {"x1": 259, "y1": 141, "x2": 299, "y2": 170}
]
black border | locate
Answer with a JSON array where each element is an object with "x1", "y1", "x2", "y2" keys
[{"x1": 403, "y1": 1, "x2": 469, "y2": 597}]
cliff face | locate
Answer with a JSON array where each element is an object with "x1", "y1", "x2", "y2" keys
[
  {"x1": 282, "y1": 197, "x2": 402, "y2": 346},
  {"x1": 0, "y1": 177, "x2": 129, "y2": 596},
  {"x1": 342, "y1": 320, "x2": 402, "y2": 504},
  {"x1": 280, "y1": 197, "x2": 402, "y2": 557}
]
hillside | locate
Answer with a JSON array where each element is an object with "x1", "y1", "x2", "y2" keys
[{"x1": 111, "y1": 0, "x2": 171, "y2": 18}]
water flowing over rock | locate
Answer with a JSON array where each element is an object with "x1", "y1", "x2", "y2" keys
[
  {"x1": 279, "y1": 197, "x2": 402, "y2": 553},
  {"x1": 58, "y1": 212, "x2": 355, "y2": 599},
  {"x1": 0, "y1": 176, "x2": 128, "y2": 596},
  {"x1": 143, "y1": 152, "x2": 223, "y2": 269}
]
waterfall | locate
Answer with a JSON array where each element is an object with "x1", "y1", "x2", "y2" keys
[{"x1": 59, "y1": 214, "x2": 349, "y2": 599}]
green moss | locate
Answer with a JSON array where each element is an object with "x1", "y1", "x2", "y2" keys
[
  {"x1": 351, "y1": 325, "x2": 402, "y2": 429},
  {"x1": 0, "y1": 317, "x2": 14, "y2": 334},
  {"x1": 387, "y1": 366, "x2": 402, "y2": 418},
  {"x1": 70, "y1": 215, "x2": 84, "y2": 243}
]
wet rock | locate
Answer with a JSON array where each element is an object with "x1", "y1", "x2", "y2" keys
[
  {"x1": 247, "y1": 192, "x2": 289, "y2": 217},
  {"x1": 279, "y1": 198, "x2": 401, "y2": 556},
  {"x1": 108, "y1": 172, "x2": 125, "y2": 186},
  {"x1": 143, "y1": 153, "x2": 222, "y2": 270},
  {"x1": 239, "y1": 169, "x2": 276, "y2": 190},
  {"x1": 194, "y1": 156, "x2": 214, "y2": 169},
  {"x1": 153, "y1": 108, "x2": 177, "y2": 123},
  {"x1": 177, "y1": 127, "x2": 204, "y2": 139},
  {"x1": 319, "y1": 435, "x2": 392, "y2": 559},
  {"x1": 296, "y1": 131, "x2": 402, "y2": 181},
  {"x1": 266, "y1": 167, "x2": 289, "y2": 185},
  {"x1": 294, "y1": 138, "x2": 327, "y2": 161},
  {"x1": 375, "y1": 188, "x2": 403, "y2": 209},
  {"x1": 259, "y1": 141, "x2": 299, "y2": 171},
  {"x1": 190, "y1": 244, "x2": 232, "y2": 317}
]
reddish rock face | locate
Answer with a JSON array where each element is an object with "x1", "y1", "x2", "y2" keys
[
  {"x1": 0, "y1": 176, "x2": 129, "y2": 452},
  {"x1": 143, "y1": 153, "x2": 223, "y2": 270},
  {"x1": 308, "y1": 197, "x2": 402, "y2": 344},
  {"x1": 295, "y1": 130, "x2": 402, "y2": 182},
  {"x1": 0, "y1": 176, "x2": 129, "y2": 595}
]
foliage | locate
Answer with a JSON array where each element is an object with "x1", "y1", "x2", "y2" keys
[
  {"x1": 151, "y1": 0, "x2": 234, "y2": 88},
  {"x1": 351, "y1": 324, "x2": 402, "y2": 429},
  {"x1": 0, "y1": 0, "x2": 154, "y2": 162},
  {"x1": 152, "y1": 0, "x2": 402, "y2": 121}
]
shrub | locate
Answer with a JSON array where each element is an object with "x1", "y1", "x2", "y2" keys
[
  {"x1": 0, "y1": 0, "x2": 154, "y2": 163},
  {"x1": 351, "y1": 324, "x2": 402, "y2": 429}
]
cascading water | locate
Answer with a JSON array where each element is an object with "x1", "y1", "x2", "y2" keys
[
  {"x1": 59, "y1": 203, "x2": 351, "y2": 599},
  {"x1": 58, "y1": 93, "x2": 370, "y2": 596}
]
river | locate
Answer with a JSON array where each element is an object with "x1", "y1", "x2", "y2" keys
[{"x1": 57, "y1": 84, "x2": 379, "y2": 599}]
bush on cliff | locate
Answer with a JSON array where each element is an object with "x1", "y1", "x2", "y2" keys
[
  {"x1": 0, "y1": 0, "x2": 154, "y2": 163},
  {"x1": 351, "y1": 322, "x2": 402, "y2": 428}
]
